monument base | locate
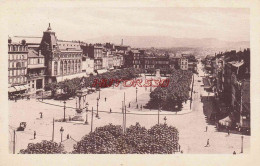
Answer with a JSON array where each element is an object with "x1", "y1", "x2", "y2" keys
[{"x1": 71, "y1": 112, "x2": 84, "y2": 121}]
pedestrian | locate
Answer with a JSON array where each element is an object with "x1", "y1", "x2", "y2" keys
[
  {"x1": 205, "y1": 126, "x2": 208, "y2": 132},
  {"x1": 40, "y1": 112, "x2": 43, "y2": 119},
  {"x1": 205, "y1": 139, "x2": 210, "y2": 147},
  {"x1": 67, "y1": 134, "x2": 70, "y2": 139},
  {"x1": 34, "y1": 131, "x2": 36, "y2": 139},
  {"x1": 105, "y1": 97, "x2": 107, "y2": 102},
  {"x1": 136, "y1": 104, "x2": 139, "y2": 109},
  {"x1": 110, "y1": 108, "x2": 112, "y2": 113},
  {"x1": 129, "y1": 102, "x2": 131, "y2": 108},
  {"x1": 140, "y1": 105, "x2": 143, "y2": 111},
  {"x1": 233, "y1": 151, "x2": 236, "y2": 155},
  {"x1": 15, "y1": 96, "x2": 17, "y2": 102},
  {"x1": 178, "y1": 145, "x2": 181, "y2": 152},
  {"x1": 228, "y1": 129, "x2": 230, "y2": 135}
]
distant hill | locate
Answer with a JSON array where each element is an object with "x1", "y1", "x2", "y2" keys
[{"x1": 85, "y1": 36, "x2": 249, "y2": 49}]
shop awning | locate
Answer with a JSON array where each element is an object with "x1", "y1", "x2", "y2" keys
[
  {"x1": 96, "y1": 69, "x2": 107, "y2": 74},
  {"x1": 23, "y1": 85, "x2": 29, "y2": 89},
  {"x1": 8, "y1": 87, "x2": 17, "y2": 93},
  {"x1": 219, "y1": 116, "x2": 232, "y2": 126},
  {"x1": 14, "y1": 85, "x2": 27, "y2": 91}
]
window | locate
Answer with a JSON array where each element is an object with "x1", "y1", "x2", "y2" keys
[
  {"x1": 64, "y1": 61, "x2": 67, "y2": 74},
  {"x1": 60, "y1": 61, "x2": 63, "y2": 75},
  {"x1": 68, "y1": 61, "x2": 71, "y2": 73},
  {"x1": 54, "y1": 62, "x2": 58, "y2": 75},
  {"x1": 16, "y1": 62, "x2": 21, "y2": 68}
]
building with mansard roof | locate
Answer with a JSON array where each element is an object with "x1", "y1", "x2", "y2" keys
[
  {"x1": 39, "y1": 24, "x2": 85, "y2": 83},
  {"x1": 8, "y1": 38, "x2": 29, "y2": 96}
]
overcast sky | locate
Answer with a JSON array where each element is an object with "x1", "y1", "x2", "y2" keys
[{"x1": 8, "y1": 7, "x2": 249, "y2": 42}]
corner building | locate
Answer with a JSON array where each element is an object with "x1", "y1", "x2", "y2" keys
[{"x1": 39, "y1": 24, "x2": 84, "y2": 83}]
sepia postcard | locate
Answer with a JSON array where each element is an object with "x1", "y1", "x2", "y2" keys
[{"x1": 0, "y1": 0, "x2": 260, "y2": 166}]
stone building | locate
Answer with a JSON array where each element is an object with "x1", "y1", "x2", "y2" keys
[
  {"x1": 39, "y1": 24, "x2": 84, "y2": 83},
  {"x1": 179, "y1": 57, "x2": 188, "y2": 70},
  {"x1": 27, "y1": 49, "x2": 46, "y2": 93},
  {"x1": 8, "y1": 38, "x2": 29, "y2": 95},
  {"x1": 81, "y1": 44, "x2": 103, "y2": 70}
]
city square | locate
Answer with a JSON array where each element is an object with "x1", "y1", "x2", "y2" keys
[
  {"x1": 9, "y1": 62, "x2": 249, "y2": 154},
  {"x1": 4, "y1": 6, "x2": 251, "y2": 156}
]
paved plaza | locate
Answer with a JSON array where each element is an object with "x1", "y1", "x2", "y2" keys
[{"x1": 8, "y1": 63, "x2": 250, "y2": 154}]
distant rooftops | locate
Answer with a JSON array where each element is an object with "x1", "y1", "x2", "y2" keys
[
  {"x1": 11, "y1": 36, "x2": 42, "y2": 45},
  {"x1": 57, "y1": 40, "x2": 82, "y2": 51}
]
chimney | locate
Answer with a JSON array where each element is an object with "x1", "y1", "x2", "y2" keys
[
  {"x1": 22, "y1": 39, "x2": 26, "y2": 45},
  {"x1": 8, "y1": 37, "x2": 12, "y2": 44},
  {"x1": 121, "y1": 39, "x2": 123, "y2": 46}
]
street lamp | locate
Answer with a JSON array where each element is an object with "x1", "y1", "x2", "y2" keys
[
  {"x1": 136, "y1": 87, "x2": 138, "y2": 102},
  {"x1": 76, "y1": 98, "x2": 77, "y2": 109},
  {"x1": 241, "y1": 135, "x2": 244, "y2": 153},
  {"x1": 96, "y1": 97, "x2": 100, "y2": 119},
  {"x1": 63, "y1": 101, "x2": 66, "y2": 122},
  {"x1": 60, "y1": 127, "x2": 64, "y2": 142},
  {"x1": 85, "y1": 102, "x2": 89, "y2": 125},
  {"x1": 158, "y1": 103, "x2": 160, "y2": 125},
  {"x1": 99, "y1": 88, "x2": 101, "y2": 99}
]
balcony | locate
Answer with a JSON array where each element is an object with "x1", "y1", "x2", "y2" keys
[{"x1": 27, "y1": 73, "x2": 45, "y2": 78}]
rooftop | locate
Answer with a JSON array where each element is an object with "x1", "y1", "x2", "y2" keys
[{"x1": 28, "y1": 49, "x2": 44, "y2": 58}]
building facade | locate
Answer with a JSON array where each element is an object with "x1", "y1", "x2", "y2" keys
[
  {"x1": 27, "y1": 49, "x2": 46, "y2": 93},
  {"x1": 179, "y1": 57, "x2": 188, "y2": 70},
  {"x1": 39, "y1": 24, "x2": 84, "y2": 83},
  {"x1": 8, "y1": 38, "x2": 29, "y2": 95},
  {"x1": 81, "y1": 44, "x2": 103, "y2": 70}
]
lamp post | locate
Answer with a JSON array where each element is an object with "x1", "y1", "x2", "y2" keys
[
  {"x1": 158, "y1": 104, "x2": 160, "y2": 125},
  {"x1": 136, "y1": 87, "x2": 138, "y2": 102},
  {"x1": 96, "y1": 97, "x2": 100, "y2": 119},
  {"x1": 85, "y1": 102, "x2": 89, "y2": 125},
  {"x1": 76, "y1": 98, "x2": 77, "y2": 109},
  {"x1": 241, "y1": 135, "x2": 244, "y2": 153},
  {"x1": 63, "y1": 101, "x2": 66, "y2": 122},
  {"x1": 60, "y1": 127, "x2": 64, "y2": 142},
  {"x1": 99, "y1": 89, "x2": 101, "y2": 99}
]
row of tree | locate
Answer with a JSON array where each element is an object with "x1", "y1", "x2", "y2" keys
[
  {"x1": 146, "y1": 70, "x2": 193, "y2": 111},
  {"x1": 73, "y1": 123, "x2": 179, "y2": 154},
  {"x1": 44, "y1": 68, "x2": 143, "y2": 99},
  {"x1": 20, "y1": 123, "x2": 179, "y2": 154}
]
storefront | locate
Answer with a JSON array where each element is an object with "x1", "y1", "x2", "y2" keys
[{"x1": 8, "y1": 85, "x2": 29, "y2": 99}]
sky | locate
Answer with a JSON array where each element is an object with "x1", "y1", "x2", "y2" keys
[{"x1": 7, "y1": 7, "x2": 249, "y2": 42}]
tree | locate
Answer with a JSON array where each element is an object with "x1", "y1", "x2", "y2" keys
[
  {"x1": 19, "y1": 140, "x2": 65, "y2": 154},
  {"x1": 146, "y1": 70, "x2": 192, "y2": 111},
  {"x1": 44, "y1": 82, "x2": 59, "y2": 97},
  {"x1": 73, "y1": 123, "x2": 179, "y2": 154}
]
